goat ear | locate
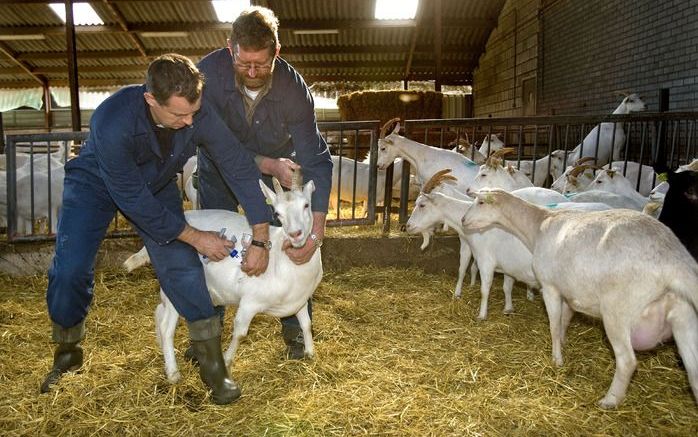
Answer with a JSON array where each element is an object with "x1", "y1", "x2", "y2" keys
[
  {"x1": 303, "y1": 180, "x2": 316, "y2": 199},
  {"x1": 259, "y1": 179, "x2": 276, "y2": 204}
]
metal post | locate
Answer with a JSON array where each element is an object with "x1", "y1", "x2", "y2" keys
[{"x1": 65, "y1": 0, "x2": 82, "y2": 131}]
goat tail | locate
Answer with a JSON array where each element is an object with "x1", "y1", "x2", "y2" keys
[{"x1": 123, "y1": 246, "x2": 150, "y2": 272}]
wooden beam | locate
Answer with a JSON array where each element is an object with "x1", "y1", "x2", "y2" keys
[
  {"x1": 0, "y1": 71, "x2": 473, "y2": 89},
  {"x1": 0, "y1": 18, "x2": 495, "y2": 36},
  {"x1": 65, "y1": 0, "x2": 81, "y2": 130},
  {"x1": 404, "y1": 0, "x2": 427, "y2": 80},
  {"x1": 102, "y1": 0, "x2": 147, "y2": 57},
  {"x1": 14, "y1": 44, "x2": 481, "y2": 61},
  {"x1": 0, "y1": 41, "x2": 46, "y2": 86},
  {"x1": 2, "y1": 59, "x2": 474, "y2": 75},
  {"x1": 434, "y1": 0, "x2": 443, "y2": 91}
]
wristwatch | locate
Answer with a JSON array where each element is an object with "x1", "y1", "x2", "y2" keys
[
  {"x1": 250, "y1": 239, "x2": 272, "y2": 250},
  {"x1": 310, "y1": 233, "x2": 323, "y2": 248}
]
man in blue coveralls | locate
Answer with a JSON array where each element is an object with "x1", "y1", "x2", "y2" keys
[
  {"x1": 40, "y1": 54, "x2": 272, "y2": 405},
  {"x1": 196, "y1": 6, "x2": 333, "y2": 360}
]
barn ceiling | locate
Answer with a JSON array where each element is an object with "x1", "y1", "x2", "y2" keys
[{"x1": 0, "y1": 0, "x2": 505, "y2": 89}]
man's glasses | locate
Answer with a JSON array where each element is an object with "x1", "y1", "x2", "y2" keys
[{"x1": 233, "y1": 53, "x2": 275, "y2": 72}]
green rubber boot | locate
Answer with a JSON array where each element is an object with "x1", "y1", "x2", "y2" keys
[
  {"x1": 188, "y1": 316, "x2": 241, "y2": 405},
  {"x1": 40, "y1": 322, "x2": 85, "y2": 393}
]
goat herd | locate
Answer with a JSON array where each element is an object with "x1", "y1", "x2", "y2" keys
[{"x1": 2, "y1": 93, "x2": 697, "y2": 411}]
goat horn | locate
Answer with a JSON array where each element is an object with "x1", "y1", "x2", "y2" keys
[
  {"x1": 422, "y1": 169, "x2": 458, "y2": 194},
  {"x1": 291, "y1": 168, "x2": 302, "y2": 191},
  {"x1": 569, "y1": 164, "x2": 593, "y2": 178},
  {"x1": 574, "y1": 156, "x2": 597, "y2": 166},
  {"x1": 491, "y1": 147, "x2": 516, "y2": 159},
  {"x1": 272, "y1": 177, "x2": 284, "y2": 195},
  {"x1": 380, "y1": 117, "x2": 401, "y2": 139}
]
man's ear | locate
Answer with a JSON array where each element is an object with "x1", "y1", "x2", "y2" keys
[
  {"x1": 143, "y1": 92, "x2": 157, "y2": 108},
  {"x1": 274, "y1": 44, "x2": 280, "y2": 58}
]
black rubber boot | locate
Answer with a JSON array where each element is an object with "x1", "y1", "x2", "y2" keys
[
  {"x1": 282, "y1": 325, "x2": 306, "y2": 360},
  {"x1": 188, "y1": 316, "x2": 240, "y2": 405},
  {"x1": 40, "y1": 322, "x2": 85, "y2": 393},
  {"x1": 184, "y1": 307, "x2": 225, "y2": 365}
]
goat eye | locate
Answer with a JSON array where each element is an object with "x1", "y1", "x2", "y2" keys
[{"x1": 304, "y1": 203, "x2": 309, "y2": 209}]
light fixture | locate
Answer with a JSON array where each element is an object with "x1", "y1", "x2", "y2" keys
[
  {"x1": 0, "y1": 34, "x2": 46, "y2": 41},
  {"x1": 49, "y1": 2, "x2": 104, "y2": 25},
  {"x1": 292, "y1": 29, "x2": 340, "y2": 35},
  {"x1": 139, "y1": 31, "x2": 190, "y2": 38},
  {"x1": 212, "y1": 0, "x2": 251, "y2": 23},
  {"x1": 375, "y1": 0, "x2": 419, "y2": 20}
]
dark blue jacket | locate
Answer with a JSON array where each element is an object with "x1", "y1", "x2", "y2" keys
[
  {"x1": 67, "y1": 84, "x2": 270, "y2": 245},
  {"x1": 197, "y1": 49, "x2": 332, "y2": 212}
]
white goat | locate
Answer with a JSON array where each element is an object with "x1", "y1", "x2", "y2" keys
[
  {"x1": 450, "y1": 134, "x2": 486, "y2": 164},
  {"x1": 376, "y1": 118, "x2": 479, "y2": 197},
  {"x1": 478, "y1": 134, "x2": 505, "y2": 157},
  {"x1": 558, "y1": 94, "x2": 647, "y2": 168},
  {"x1": 406, "y1": 173, "x2": 538, "y2": 319},
  {"x1": 583, "y1": 168, "x2": 649, "y2": 210},
  {"x1": 329, "y1": 155, "x2": 419, "y2": 209},
  {"x1": 467, "y1": 150, "x2": 534, "y2": 194},
  {"x1": 123, "y1": 176, "x2": 323, "y2": 383},
  {"x1": 462, "y1": 188, "x2": 698, "y2": 408}
]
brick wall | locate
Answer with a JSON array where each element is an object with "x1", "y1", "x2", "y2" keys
[
  {"x1": 539, "y1": 0, "x2": 698, "y2": 115},
  {"x1": 473, "y1": 0, "x2": 540, "y2": 117},
  {"x1": 473, "y1": 0, "x2": 698, "y2": 117}
]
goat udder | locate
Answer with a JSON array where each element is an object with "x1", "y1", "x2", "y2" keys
[{"x1": 630, "y1": 298, "x2": 674, "y2": 351}]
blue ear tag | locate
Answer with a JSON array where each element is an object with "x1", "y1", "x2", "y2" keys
[
  {"x1": 464, "y1": 160, "x2": 477, "y2": 167},
  {"x1": 230, "y1": 249, "x2": 239, "y2": 258},
  {"x1": 545, "y1": 203, "x2": 558, "y2": 208}
]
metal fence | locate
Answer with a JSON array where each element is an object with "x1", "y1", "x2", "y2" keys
[
  {"x1": 3, "y1": 114, "x2": 697, "y2": 241},
  {"x1": 385, "y1": 112, "x2": 698, "y2": 226},
  {"x1": 2, "y1": 122, "x2": 391, "y2": 242}
]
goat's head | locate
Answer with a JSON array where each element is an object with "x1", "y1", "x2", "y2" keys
[
  {"x1": 666, "y1": 169, "x2": 698, "y2": 205},
  {"x1": 377, "y1": 117, "x2": 402, "y2": 170},
  {"x1": 461, "y1": 188, "x2": 507, "y2": 231},
  {"x1": 259, "y1": 172, "x2": 315, "y2": 248},
  {"x1": 617, "y1": 93, "x2": 647, "y2": 113}
]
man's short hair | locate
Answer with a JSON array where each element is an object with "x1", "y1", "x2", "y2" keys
[
  {"x1": 145, "y1": 53, "x2": 204, "y2": 105},
  {"x1": 230, "y1": 6, "x2": 279, "y2": 55}
]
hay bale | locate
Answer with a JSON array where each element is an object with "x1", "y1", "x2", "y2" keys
[{"x1": 336, "y1": 90, "x2": 443, "y2": 160}]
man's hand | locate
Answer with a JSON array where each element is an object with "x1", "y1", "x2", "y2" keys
[
  {"x1": 270, "y1": 157, "x2": 301, "y2": 188},
  {"x1": 178, "y1": 224, "x2": 234, "y2": 262},
  {"x1": 241, "y1": 222, "x2": 271, "y2": 276},
  {"x1": 241, "y1": 245, "x2": 269, "y2": 276},
  {"x1": 282, "y1": 212, "x2": 326, "y2": 265},
  {"x1": 282, "y1": 238, "x2": 317, "y2": 265}
]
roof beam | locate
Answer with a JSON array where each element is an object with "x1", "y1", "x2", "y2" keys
[
  {"x1": 0, "y1": 18, "x2": 495, "y2": 37},
  {"x1": 0, "y1": 71, "x2": 473, "y2": 89},
  {"x1": 0, "y1": 59, "x2": 476, "y2": 75},
  {"x1": 15, "y1": 44, "x2": 481, "y2": 61},
  {"x1": 404, "y1": 0, "x2": 427, "y2": 80},
  {"x1": 0, "y1": 40, "x2": 46, "y2": 86},
  {"x1": 101, "y1": 0, "x2": 147, "y2": 57}
]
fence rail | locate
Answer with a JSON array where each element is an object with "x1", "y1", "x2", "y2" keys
[{"x1": 3, "y1": 113, "x2": 697, "y2": 241}]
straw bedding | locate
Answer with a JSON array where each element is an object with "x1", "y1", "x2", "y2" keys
[{"x1": 0, "y1": 265, "x2": 696, "y2": 436}]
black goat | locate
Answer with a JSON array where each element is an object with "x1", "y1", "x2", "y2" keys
[{"x1": 658, "y1": 169, "x2": 698, "y2": 262}]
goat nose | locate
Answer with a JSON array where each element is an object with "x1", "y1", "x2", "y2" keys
[{"x1": 288, "y1": 230, "x2": 302, "y2": 239}]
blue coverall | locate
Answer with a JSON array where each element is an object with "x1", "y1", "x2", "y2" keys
[
  {"x1": 196, "y1": 50, "x2": 333, "y2": 330},
  {"x1": 47, "y1": 85, "x2": 270, "y2": 329}
]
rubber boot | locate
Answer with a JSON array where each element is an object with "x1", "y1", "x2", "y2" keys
[
  {"x1": 282, "y1": 325, "x2": 306, "y2": 360},
  {"x1": 40, "y1": 321, "x2": 85, "y2": 393},
  {"x1": 188, "y1": 316, "x2": 240, "y2": 405},
  {"x1": 184, "y1": 306, "x2": 225, "y2": 365}
]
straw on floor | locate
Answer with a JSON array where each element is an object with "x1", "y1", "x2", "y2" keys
[{"x1": 0, "y1": 266, "x2": 696, "y2": 436}]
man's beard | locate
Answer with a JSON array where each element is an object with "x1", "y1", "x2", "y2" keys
[{"x1": 235, "y1": 68, "x2": 273, "y2": 91}]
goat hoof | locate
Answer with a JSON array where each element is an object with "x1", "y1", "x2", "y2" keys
[
  {"x1": 167, "y1": 371, "x2": 181, "y2": 384},
  {"x1": 598, "y1": 395, "x2": 620, "y2": 409},
  {"x1": 503, "y1": 308, "x2": 514, "y2": 315}
]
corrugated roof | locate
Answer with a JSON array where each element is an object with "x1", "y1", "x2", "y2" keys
[{"x1": 0, "y1": 0, "x2": 505, "y2": 89}]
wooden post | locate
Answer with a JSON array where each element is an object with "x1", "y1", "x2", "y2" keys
[{"x1": 65, "y1": 0, "x2": 81, "y2": 131}]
